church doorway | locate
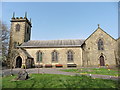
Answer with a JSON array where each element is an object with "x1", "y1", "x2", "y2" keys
[
  {"x1": 99, "y1": 55, "x2": 105, "y2": 66},
  {"x1": 16, "y1": 56, "x2": 22, "y2": 68}
]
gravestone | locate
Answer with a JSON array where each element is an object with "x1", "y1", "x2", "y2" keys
[{"x1": 17, "y1": 70, "x2": 29, "y2": 80}]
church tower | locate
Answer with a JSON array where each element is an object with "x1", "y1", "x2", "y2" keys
[
  {"x1": 7, "y1": 12, "x2": 32, "y2": 67},
  {"x1": 10, "y1": 12, "x2": 32, "y2": 47}
]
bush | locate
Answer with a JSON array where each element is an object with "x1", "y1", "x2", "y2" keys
[
  {"x1": 45, "y1": 64, "x2": 52, "y2": 68},
  {"x1": 55, "y1": 64, "x2": 63, "y2": 67},
  {"x1": 37, "y1": 65, "x2": 43, "y2": 68},
  {"x1": 21, "y1": 65, "x2": 26, "y2": 69}
]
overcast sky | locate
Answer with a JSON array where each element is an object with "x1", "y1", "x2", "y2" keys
[{"x1": 2, "y1": 2, "x2": 118, "y2": 40}]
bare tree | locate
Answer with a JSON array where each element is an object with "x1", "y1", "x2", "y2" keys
[
  {"x1": 10, "y1": 50, "x2": 18, "y2": 75},
  {"x1": 0, "y1": 20, "x2": 9, "y2": 67}
]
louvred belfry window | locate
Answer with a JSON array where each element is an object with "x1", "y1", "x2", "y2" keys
[{"x1": 16, "y1": 24, "x2": 20, "y2": 31}]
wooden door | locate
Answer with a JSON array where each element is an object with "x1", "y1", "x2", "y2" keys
[
  {"x1": 100, "y1": 56, "x2": 105, "y2": 66},
  {"x1": 16, "y1": 56, "x2": 22, "y2": 68}
]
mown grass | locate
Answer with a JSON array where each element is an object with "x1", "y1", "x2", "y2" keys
[
  {"x1": 2, "y1": 74, "x2": 118, "y2": 88},
  {"x1": 61, "y1": 68, "x2": 119, "y2": 76}
]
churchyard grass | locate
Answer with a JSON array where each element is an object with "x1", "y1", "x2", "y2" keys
[
  {"x1": 2, "y1": 74, "x2": 117, "y2": 88},
  {"x1": 60, "y1": 68, "x2": 118, "y2": 76}
]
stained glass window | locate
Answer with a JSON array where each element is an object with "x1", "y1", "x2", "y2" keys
[
  {"x1": 67, "y1": 50, "x2": 74, "y2": 62},
  {"x1": 98, "y1": 39, "x2": 104, "y2": 50},
  {"x1": 52, "y1": 50, "x2": 58, "y2": 62}
]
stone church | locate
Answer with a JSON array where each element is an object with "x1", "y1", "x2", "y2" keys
[{"x1": 8, "y1": 14, "x2": 119, "y2": 68}]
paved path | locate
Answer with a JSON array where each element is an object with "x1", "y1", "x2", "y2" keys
[{"x1": 2, "y1": 68, "x2": 119, "y2": 80}]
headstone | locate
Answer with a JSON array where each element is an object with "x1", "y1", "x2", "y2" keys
[{"x1": 17, "y1": 70, "x2": 29, "y2": 80}]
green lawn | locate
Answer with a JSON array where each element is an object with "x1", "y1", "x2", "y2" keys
[
  {"x1": 60, "y1": 68, "x2": 118, "y2": 76},
  {"x1": 2, "y1": 74, "x2": 118, "y2": 88}
]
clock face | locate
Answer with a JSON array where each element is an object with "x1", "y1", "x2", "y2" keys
[{"x1": 16, "y1": 24, "x2": 20, "y2": 31}]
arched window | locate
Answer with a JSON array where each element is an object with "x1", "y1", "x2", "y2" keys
[
  {"x1": 16, "y1": 24, "x2": 20, "y2": 31},
  {"x1": 98, "y1": 39, "x2": 104, "y2": 50},
  {"x1": 67, "y1": 50, "x2": 74, "y2": 62},
  {"x1": 52, "y1": 50, "x2": 58, "y2": 62},
  {"x1": 36, "y1": 51, "x2": 43, "y2": 62}
]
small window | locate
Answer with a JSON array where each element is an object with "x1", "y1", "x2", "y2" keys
[
  {"x1": 67, "y1": 50, "x2": 74, "y2": 62},
  {"x1": 27, "y1": 27, "x2": 29, "y2": 33},
  {"x1": 52, "y1": 50, "x2": 58, "y2": 62},
  {"x1": 14, "y1": 42, "x2": 17, "y2": 48},
  {"x1": 36, "y1": 51, "x2": 43, "y2": 62},
  {"x1": 98, "y1": 39, "x2": 104, "y2": 50},
  {"x1": 16, "y1": 24, "x2": 20, "y2": 31}
]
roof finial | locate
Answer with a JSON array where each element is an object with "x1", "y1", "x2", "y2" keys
[
  {"x1": 12, "y1": 12, "x2": 15, "y2": 18},
  {"x1": 24, "y1": 12, "x2": 27, "y2": 18},
  {"x1": 98, "y1": 24, "x2": 100, "y2": 28},
  {"x1": 30, "y1": 18, "x2": 31, "y2": 23}
]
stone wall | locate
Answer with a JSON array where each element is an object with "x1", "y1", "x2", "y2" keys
[
  {"x1": 10, "y1": 22, "x2": 26, "y2": 45},
  {"x1": 116, "y1": 38, "x2": 120, "y2": 66},
  {"x1": 83, "y1": 28, "x2": 116, "y2": 66},
  {"x1": 25, "y1": 47, "x2": 82, "y2": 67}
]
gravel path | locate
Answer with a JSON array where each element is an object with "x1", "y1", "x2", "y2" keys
[{"x1": 2, "y1": 68, "x2": 119, "y2": 80}]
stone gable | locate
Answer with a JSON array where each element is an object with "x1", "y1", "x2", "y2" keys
[{"x1": 82, "y1": 27, "x2": 116, "y2": 66}]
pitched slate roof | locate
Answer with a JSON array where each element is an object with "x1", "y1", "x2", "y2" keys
[
  {"x1": 17, "y1": 48, "x2": 33, "y2": 58},
  {"x1": 19, "y1": 39, "x2": 85, "y2": 48},
  {"x1": 20, "y1": 48, "x2": 33, "y2": 58}
]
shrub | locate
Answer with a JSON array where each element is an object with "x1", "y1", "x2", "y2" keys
[
  {"x1": 37, "y1": 65, "x2": 43, "y2": 68},
  {"x1": 55, "y1": 64, "x2": 63, "y2": 67},
  {"x1": 21, "y1": 65, "x2": 26, "y2": 69},
  {"x1": 106, "y1": 64, "x2": 109, "y2": 67},
  {"x1": 45, "y1": 64, "x2": 52, "y2": 68}
]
